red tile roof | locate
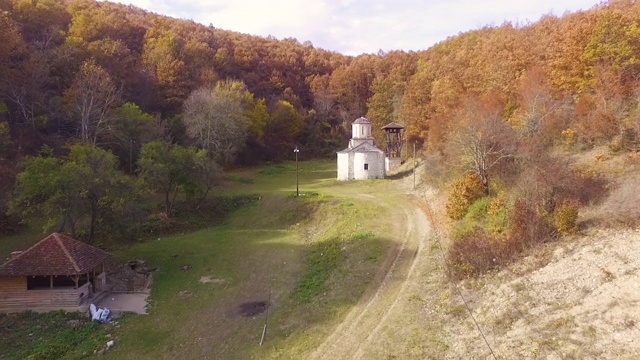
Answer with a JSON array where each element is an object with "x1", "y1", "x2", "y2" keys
[{"x1": 0, "y1": 233, "x2": 112, "y2": 276}]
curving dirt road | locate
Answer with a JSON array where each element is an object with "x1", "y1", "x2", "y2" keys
[
  {"x1": 310, "y1": 153, "x2": 640, "y2": 359},
  {"x1": 309, "y1": 186, "x2": 433, "y2": 360}
]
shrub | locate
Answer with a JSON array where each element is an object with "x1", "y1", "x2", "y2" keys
[
  {"x1": 446, "y1": 173, "x2": 485, "y2": 220},
  {"x1": 131, "y1": 195, "x2": 259, "y2": 240},
  {"x1": 455, "y1": 193, "x2": 509, "y2": 240},
  {"x1": 568, "y1": 166, "x2": 608, "y2": 206},
  {"x1": 562, "y1": 128, "x2": 577, "y2": 146},
  {"x1": 258, "y1": 164, "x2": 293, "y2": 175},
  {"x1": 448, "y1": 227, "x2": 502, "y2": 278},
  {"x1": 351, "y1": 231, "x2": 373, "y2": 239},
  {"x1": 520, "y1": 157, "x2": 608, "y2": 216},
  {"x1": 465, "y1": 197, "x2": 490, "y2": 221},
  {"x1": 507, "y1": 199, "x2": 555, "y2": 253},
  {"x1": 449, "y1": 199, "x2": 555, "y2": 279},
  {"x1": 420, "y1": 152, "x2": 453, "y2": 187},
  {"x1": 450, "y1": 197, "x2": 491, "y2": 241},
  {"x1": 223, "y1": 174, "x2": 255, "y2": 184},
  {"x1": 486, "y1": 193, "x2": 509, "y2": 236},
  {"x1": 487, "y1": 192, "x2": 505, "y2": 216},
  {"x1": 554, "y1": 200, "x2": 580, "y2": 235},
  {"x1": 450, "y1": 218, "x2": 479, "y2": 242},
  {"x1": 609, "y1": 135, "x2": 625, "y2": 153},
  {"x1": 0, "y1": 211, "x2": 24, "y2": 235}
]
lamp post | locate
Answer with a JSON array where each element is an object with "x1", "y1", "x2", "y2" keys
[
  {"x1": 294, "y1": 146, "x2": 299, "y2": 197},
  {"x1": 130, "y1": 139, "x2": 134, "y2": 174}
]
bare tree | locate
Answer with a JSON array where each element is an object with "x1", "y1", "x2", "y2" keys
[
  {"x1": 309, "y1": 74, "x2": 335, "y2": 115},
  {"x1": 182, "y1": 80, "x2": 250, "y2": 165},
  {"x1": 450, "y1": 98, "x2": 518, "y2": 193},
  {"x1": 516, "y1": 67, "x2": 571, "y2": 141},
  {"x1": 1, "y1": 19, "x2": 51, "y2": 130},
  {"x1": 65, "y1": 60, "x2": 121, "y2": 144}
]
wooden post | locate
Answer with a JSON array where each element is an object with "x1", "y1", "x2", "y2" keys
[
  {"x1": 260, "y1": 324, "x2": 267, "y2": 346},
  {"x1": 260, "y1": 286, "x2": 272, "y2": 345},
  {"x1": 294, "y1": 147, "x2": 300, "y2": 197},
  {"x1": 413, "y1": 142, "x2": 416, "y2": 190}
]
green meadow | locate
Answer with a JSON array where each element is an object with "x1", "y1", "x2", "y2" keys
[{"x1": 0, "y1": 160, "x2": 403, "y2": 359}]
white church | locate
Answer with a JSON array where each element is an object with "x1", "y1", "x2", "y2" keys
[{"x1": 336, "y1": 117, "x2": 386, "y2": 181}]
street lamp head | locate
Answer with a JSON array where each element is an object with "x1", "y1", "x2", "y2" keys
[{"x1": 294, "y1": 147, "x2": 299, "y2": 153}]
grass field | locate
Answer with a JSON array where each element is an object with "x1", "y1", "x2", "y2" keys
[{"x1": 1, "y1": 160, "x2": 401, "y2": 359}]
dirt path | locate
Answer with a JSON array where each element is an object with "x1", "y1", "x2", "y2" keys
[
  {"x1": 309, "y1": 186, "x2": 433, "y2": 359},
  {"x1": 311, "y1": 153, "x2": 640, "y2": 359}
]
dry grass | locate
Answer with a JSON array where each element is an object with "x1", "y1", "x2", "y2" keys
[
  {"x1": 576, "y1": 146, "x2": 640, "y2": 228},
  {"x1": 418, "y1": 150, "x2": 640, "y2": 358}
]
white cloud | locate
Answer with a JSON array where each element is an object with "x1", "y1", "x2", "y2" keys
[{"x1": 106, "y1": 0, "x2": 601, "y2": 55}]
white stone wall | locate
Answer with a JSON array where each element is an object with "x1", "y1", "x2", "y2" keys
[
  {"x1": 337, "y1": 152, "x2": 351, "y2": 181},
  {"x1": 349, "y1": 152, "x2": 356, "y2": 180},
  {"x1": 353, "y1": 152, "x2": 385, "y2": 180},
  {"x1": 352, "y1": 122, "x2": 371, "y2": 139},
  {"x1": 385, "y1": 157, "x2": 402, "y2": 172},
  {"x1": 349, "y1": 137, "x2": 374, "y2": 148}
]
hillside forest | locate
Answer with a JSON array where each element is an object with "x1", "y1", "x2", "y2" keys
[{"x1": 0, "y1": 0, "x2": 638, "y2": 275}]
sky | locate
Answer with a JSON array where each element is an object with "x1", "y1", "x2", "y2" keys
[{"x1": 108, "y1": 0, "x2": 603, "y2": 55}]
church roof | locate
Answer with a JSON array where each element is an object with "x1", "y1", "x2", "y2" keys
[
  {"x1": 337, "y1": 142, "x2": 384, "y2": 154},
  {"x1": 0, "y1": 233, "x2": 112, "y2": 276},
  {"x1": 353, "y1": 117, "x2": 370, "y2": 124},
  {"x1": 382, "y1": 122, "x2": 405, "y2": 129}
]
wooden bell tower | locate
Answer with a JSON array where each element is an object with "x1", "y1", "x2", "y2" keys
[
  {"x1": 382, "y1": 122, "x2": 404, "y2": 171},
  {"x1": 382, "y1": 122, "x2": 404, "y2": 158}
]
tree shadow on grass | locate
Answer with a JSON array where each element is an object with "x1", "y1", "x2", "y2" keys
[{"x1": 105, "y1": 220, "x2": 398, "y2": 360}]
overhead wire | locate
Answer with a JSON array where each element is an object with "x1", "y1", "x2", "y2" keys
[
  {"x1": 420, "y1": 201, "x2": 498, "y2": 360},
  {"x1": 424, "y1": 198, "x2": 567, "y2": 359}
]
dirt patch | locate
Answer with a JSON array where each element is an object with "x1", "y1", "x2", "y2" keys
[
  {"x1": 237, "y1": 301, "x2": 269, "y2": 317},
  {"x1": 199, "y1": 276, "x2": 225, "y2": 285},
  {"x1": 106, "y1": 260, "x2": 153, "y2": 292},
  {"x1": 178, "y1": 290, "x2": 194, "y2": 299},
  {"x1": 97, "y1": 293, "x2": 149, "y2": 315},
  {"x1": 442, "y1": 227, "x2": 640, "y2": 358}
]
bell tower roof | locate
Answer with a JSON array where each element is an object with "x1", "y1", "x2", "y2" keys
[
  {"x1": 349, "y1": 116, "x2": 374, "y2": 147},
  {"x1": 382, "y1": 122, "x2": 404, "y2": 130},
  {"x1": 353, "y1": 117, "x2": 371, "y2": 124}
]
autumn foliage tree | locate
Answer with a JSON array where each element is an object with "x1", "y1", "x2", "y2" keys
[
  {"x1": 263, "y1": 100, "x2": 304, "y2": 156},
  {"x1": 1, "y1": 0, "x2": 638, "y2": 254}
]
